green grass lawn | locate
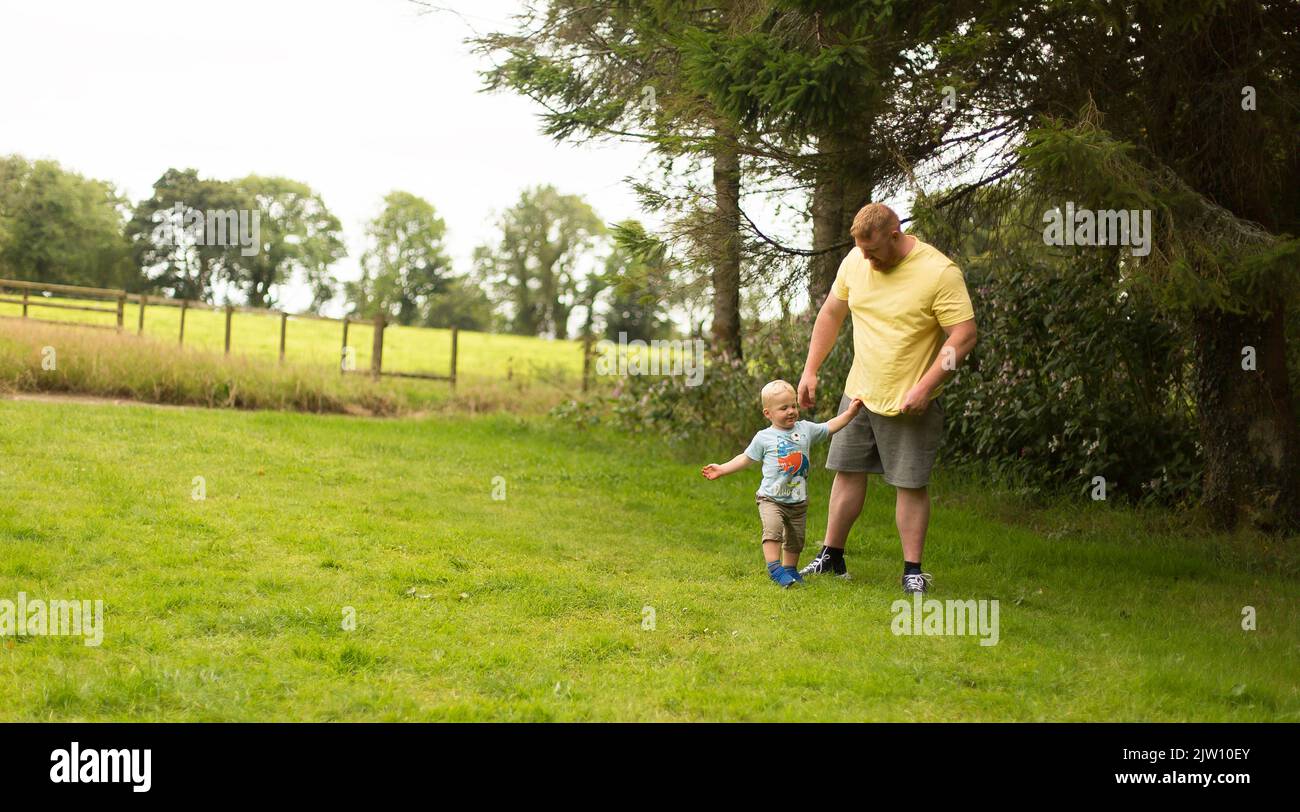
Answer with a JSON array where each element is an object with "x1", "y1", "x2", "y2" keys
[
  {"x1": 0, "y1": 397, "x2": 1296, "y2": 721},
  {"x1": 0, "y1": 293, "x2": 584, "y2": 385}
]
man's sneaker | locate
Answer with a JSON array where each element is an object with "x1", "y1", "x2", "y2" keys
[
  {"x1": 902, "y1": 571, "x2": 933, "y2": 594},
  {"x1": 799, "y1": 547, "x2": 849, "y2": 579},
  {"x1": 767, "y1": 561, "x2": 797, "y2": 588},
  {"x1": 784, "y1": 566, "x2": 805, "y2": 584}
]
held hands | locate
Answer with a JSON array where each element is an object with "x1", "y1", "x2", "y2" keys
[{"x1": 826, "y1": 396, "x2": 866, "y2": 435}]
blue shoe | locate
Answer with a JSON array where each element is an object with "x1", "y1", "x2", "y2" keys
[
  {"x1": 784, "y1": 566, "x2": 805, "y2": 584},
  {"x1": 767, "y1": 561, "x2": 796, "y2": 588}
]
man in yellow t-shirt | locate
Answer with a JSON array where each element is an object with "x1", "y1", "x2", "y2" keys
[{"x1": 796, "y1": 203, "x2": 977, "y2": 593}]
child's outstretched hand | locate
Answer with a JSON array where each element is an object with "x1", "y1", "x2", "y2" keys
[
  {"x1": 845, "y1": 397, "x2": 864, "y2": 416},
  {"x1": 701, "y1": 463, "x2": 725, "y2": 480}
]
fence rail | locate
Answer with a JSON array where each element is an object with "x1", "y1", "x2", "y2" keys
[{"x1": 0, "y1": 278, "x2": 608, "y2": 391}]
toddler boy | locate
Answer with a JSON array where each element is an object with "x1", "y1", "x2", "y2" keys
[{"x1": 701, "y1": 380, "x2": 863, "y2": 587}]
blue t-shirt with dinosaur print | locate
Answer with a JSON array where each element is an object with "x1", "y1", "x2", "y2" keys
[{"x1": 744, "y1": 420, "x2": 830, "y2": 504}]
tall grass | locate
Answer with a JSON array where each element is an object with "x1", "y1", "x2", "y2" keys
[{"x1": 0, "y1": 318, "x2": 419, "y2": 414}]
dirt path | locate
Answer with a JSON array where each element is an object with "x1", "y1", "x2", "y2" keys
[
  {"x1": 0, "y1": 389, "x2": 403, "y2": 418},
  {"x1": 2, "y1": 391, "x2": 191, "y2": 409}
]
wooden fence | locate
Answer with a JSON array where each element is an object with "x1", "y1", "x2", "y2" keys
[
  {"x1": 0, "y1": 277, "x2": 609, "y2": 392},
  {"x1": 0, "y1": 279, "x2": 128, "y2": 330},
  {"x1": 0, "y1": 277, "x2": 464, "y2": 388}
]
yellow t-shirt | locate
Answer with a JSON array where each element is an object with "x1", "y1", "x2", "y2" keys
[{"x1": 831, "y1": 239, "x2": 975, "y2": 416}]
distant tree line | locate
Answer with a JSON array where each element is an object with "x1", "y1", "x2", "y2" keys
[{"x1": 0, "y1": 155, "x2": 670, "y2": 340}]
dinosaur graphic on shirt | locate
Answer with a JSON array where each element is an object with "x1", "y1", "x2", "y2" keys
[{"x1": 776, "y1": 438, "x2": 808, "y2": 478}]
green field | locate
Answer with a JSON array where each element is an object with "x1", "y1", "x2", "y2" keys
[
  {"x1": 1, "y1": 397, "x2": 1295, "y2": 721},
  {"x1": 0, "y1": 293, "x2": 584, "y2": 385}
]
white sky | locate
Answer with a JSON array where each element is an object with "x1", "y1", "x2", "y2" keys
[{"x1": 0, "y1": 0, "x2": 659, "y2": 315}]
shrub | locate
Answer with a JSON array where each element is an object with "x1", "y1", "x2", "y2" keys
[
  {"x1": 943, "y1": 254, "x2": 1201, "y2": 505},
  {"x1": 564, "y1": 310, "x2": 854, "y2": 455}
]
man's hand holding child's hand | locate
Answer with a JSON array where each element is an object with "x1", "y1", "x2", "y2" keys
[{"x1": 821, "y1": 397, "x2": 865, "y2": 437}]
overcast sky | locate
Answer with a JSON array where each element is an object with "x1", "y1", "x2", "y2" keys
[{"x1": 0, "y1": 0, "x2": 659, "y2": 314}]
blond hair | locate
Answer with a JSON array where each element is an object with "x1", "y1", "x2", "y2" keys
[
  {"x1": 849, "y1": 202, "x2": 901, "y2": 240},
  {"x1": 760, "y1": 379, "x2": 796, "y2": 409}
]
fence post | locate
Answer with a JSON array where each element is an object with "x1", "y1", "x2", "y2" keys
[
  {"x1": 224, "y1": 304, "x2": 233, "y2": 355},
  {"x1": 138, "y1": 294, "x2": 147, "y2": 336},
  {"x1": 279, "y1": 312, "x2": 287, "y2": 364},
  {"x1": 21, "y1": 289, "x2": 28, "y2": 318},
  {"x1": 371, "y1": 313, "x2": 385, "y2": 379},
  {"x1": 116, "y1": 294, "x2": 125, "y2": 332},
  {"x1": 179, "y1": 300, "x2": 187, "y2": 346},
  {"x1": 450, "y1": 326, "x2": 458, "y2": 392},
  {"x1": 341, "y1": 318, "x2": 350, "y2": 373},
  {"x1": 582, "y1": 332, "x2": 592, "y2": 392}
]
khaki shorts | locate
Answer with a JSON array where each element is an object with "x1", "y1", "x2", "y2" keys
[
  {"x1": 825, "y1": 394, "x2": 945, "y2": 488},
  {"x1": 756, "y1": 496, "x2": 807, "y2": 554}
]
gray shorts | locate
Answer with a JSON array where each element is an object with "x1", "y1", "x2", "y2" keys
[{"x1": 824, "y1": 394, "x2": 945, "y2": 488}]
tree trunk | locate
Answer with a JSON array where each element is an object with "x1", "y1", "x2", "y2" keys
[
  {"x1": 809, "y1": 131, "x2": 873, "y2": 308},
  {"x1": 1142, "y1": 0, "x2": 1300, "y2": 532},
  {"x1": 809, "y1": 167, "x2": 845, "y2": 307},
  {"x1": 711, "y1": 140, "x2": 743, "y2": 360},
  {"x1": 1191, "y1": 300, "x2": 1300, "y2": 531}
]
